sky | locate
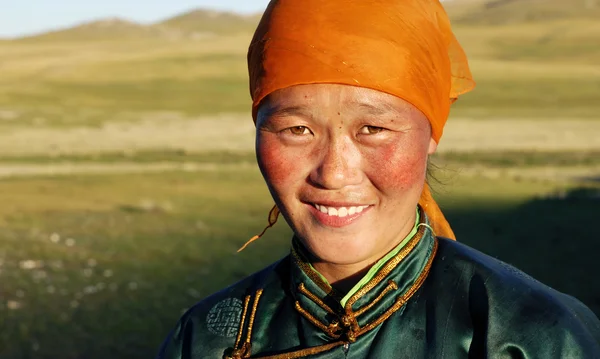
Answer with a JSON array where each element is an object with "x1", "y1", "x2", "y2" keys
[{"x1": 0, "y1": 0, "x2": 271, "y2": 38}]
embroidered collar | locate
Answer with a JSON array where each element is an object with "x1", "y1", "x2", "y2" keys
[
  {"x1": 225, "y1": 208, "x2": 438, "y2": 359},
  {"x1": 289, "y1": 207, "x2": 437, "y2": 344}
]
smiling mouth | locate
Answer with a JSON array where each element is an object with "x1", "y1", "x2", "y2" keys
[{"x1": 312, "y1": 203, "x2": 370, "y2": 218}]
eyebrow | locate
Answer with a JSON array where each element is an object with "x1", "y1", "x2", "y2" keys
[{"x1": 356, "y1": 101, "x2": 399, "y2": 116}]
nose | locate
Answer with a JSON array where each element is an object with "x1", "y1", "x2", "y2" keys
[{"x1": 309, "y1": 137, "x2": 363, "y2": 190}]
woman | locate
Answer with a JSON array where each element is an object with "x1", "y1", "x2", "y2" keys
[{"x1": 157, "y1": 0, "x2": 600, "y2": 358}]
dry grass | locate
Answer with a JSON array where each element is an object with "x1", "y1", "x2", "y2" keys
[
  {"x1": 0, "y1": 113, "x2": 255, "y2": 156},
  {"x1": 0, "y1": 115, "x2": 597, "y2": 157},
  {"x1": 0, "y1": 162, "x2": 254, "y2": 180},
  {"x1": 1, "y1": 13, "x2": 599, "y2": 123},
  {"x1": 438, "y1": 118, "x2": 600, "y2": 151},
  {"x1": 0, "y1": 35, "x2": 249, "y2": 85}
]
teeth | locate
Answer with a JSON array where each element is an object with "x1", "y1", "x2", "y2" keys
[
  {"x1": 338, "y1": 207, "x2": 348, "y2": 217},
  {"x1": 314, "y1": 204, "x2": 368, "y2": 218}
]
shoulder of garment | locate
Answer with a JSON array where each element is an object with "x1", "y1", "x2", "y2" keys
[
  {"x1": 154, "y1": 255, "x2": 291, "y2": 359},
  {"x1": 429, "y1": 237, "x2": 600, "y2": 358}
]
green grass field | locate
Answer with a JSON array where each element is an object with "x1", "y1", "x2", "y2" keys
[
  {"x1": 0, "y1": 1, "x2": 599, "y2": 358},
  {"x1": 0, "y1": 167, "x2": 598, "y2": 359}
]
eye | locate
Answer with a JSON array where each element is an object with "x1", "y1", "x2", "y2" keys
[
  {"x1": 285, "y1": 126, "x2": 312, "y2": 135},
  {"x1": 359, "y1": 125, "x2": 385, "y2": 135}
]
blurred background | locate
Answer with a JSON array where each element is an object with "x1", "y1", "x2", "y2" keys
[{"x1": 0, "y1": 0, "x2": 599, "y2": 358}]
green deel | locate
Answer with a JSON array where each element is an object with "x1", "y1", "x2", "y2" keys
[{"x1": 156, "y1": 212, "x2": 600, "y2": 358}]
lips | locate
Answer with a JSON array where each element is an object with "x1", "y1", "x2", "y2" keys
[{"x1": 306, "y1": 201, "x2": 372, "y2": 228}]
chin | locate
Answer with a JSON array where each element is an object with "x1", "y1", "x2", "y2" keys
[{"x1": 300, "y1": 230, "x2": 376, "y2": 264}]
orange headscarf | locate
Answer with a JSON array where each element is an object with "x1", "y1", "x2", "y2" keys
[{"x1": 243, "y1": 0, "x2": 475, "y2": 248}]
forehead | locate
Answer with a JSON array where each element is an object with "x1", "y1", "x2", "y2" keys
[
  {"x1": 264, "y1": 84, "x2": 407, "y2": 108},
  {"x1": 257, "y1": 84, "x2": 428, "y2": 122}
]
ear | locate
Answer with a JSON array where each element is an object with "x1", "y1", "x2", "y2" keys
[{"x1": 427, "y1": 137, "x2": 438, "y2": 155}]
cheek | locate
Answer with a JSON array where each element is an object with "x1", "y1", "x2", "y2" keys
[
  {"x1": 366, "y1": 140, "x2": 427, "y2": 190},
  {"x1": 256, "y1": 136, "x2": 305, "y2": 192}
]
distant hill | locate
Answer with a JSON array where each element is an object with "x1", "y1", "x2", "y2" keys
[
  {"x1": 19, "y1": 10, "x2": 260, "y2": 42},
  {"x1": 14, "y1": 2, "x2": 600, "y2": 42},
  {"x1": 1, "y1": 1, "x2": 599, "y2": 122},
  {"x1": 159, "y1": 10, "x2": 260, "y2": 35},
  {"x1": 20, "y1": 18, "x2": 168, "y2": 42},
  {"x1": 448, "y1": 0, "x2": 600, "y2": 25}
]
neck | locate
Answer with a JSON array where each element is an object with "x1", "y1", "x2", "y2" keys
[
  {"x1": 312, "y1": 261, "x2": 373, "y2": 295},
  {"x1": 297, "y1": 207, "x2": 420, "y2": 296},
  {"x1": 311, "y1": 215, "x2": 417, "y2": 295}
]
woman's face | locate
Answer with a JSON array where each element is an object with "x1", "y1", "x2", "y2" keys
[{"x1": 256, "y1": 84, "x2": 437, "y2": 267}]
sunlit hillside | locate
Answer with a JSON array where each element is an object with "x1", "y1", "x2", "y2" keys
[
  {"x1": 158, "y1": 10, "x2": 261, "y2": 35},
  {"x1": 449, "y1": 0, "x2": 600, "y2": 24},
  {"x1": 0, "y1": 1, "x2": 598, "y2": 135},
  {"x1": 447, "y1": 0, "x2": 600, "y2": 65},
  {"x1": 18, "y1": 18, "x2": 171, "y2": 42}
]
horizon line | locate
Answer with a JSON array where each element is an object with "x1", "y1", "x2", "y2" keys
[{"x1": 0, "y1": 6, "x2": 263, "y2": 40}]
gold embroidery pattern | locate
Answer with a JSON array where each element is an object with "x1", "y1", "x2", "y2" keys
[
  {"x1": 254, "y1": 341, "x2": 346, "y2": 359},
  {"x1": 345, "y1": 218, "x2": 426, "y2": 309},
  {"x1": 224, "y1": 289, "x2": 264, "y2": 359},
  {"x1": 357, "y1": 239, "x2": 438, "y2": 336},
  {"x1": 291, "y1": 246, "x2": 337, "y2": 297},
  {"x1": 297, "y1": 283, "x2": 336, "y2": 315},
  {"x1": 294, "y1": 301, "x2": 342, "y2": 338},
  {"x1": 228, "y1": 289, "x2": 347, "y2": 359},
  {"x1": 247, "y1": 290, "x2": 263, "y2": 343},
  {"x1": 235, "y1": 295, "x2": 251, "y2": 349},
  {"x1": 243, "y1": 209, "x2": 436, "y2": 358},
  {"x1": 284, "y1": 235, "x2": 438, "y2": 358},
  {"x1": 354, "y1": 280, "x2": 398, "y2": 317}
]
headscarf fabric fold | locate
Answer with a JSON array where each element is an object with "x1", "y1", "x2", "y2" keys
[{"x1": 246, "y1": 0, "x2": 475, "y2": 241}]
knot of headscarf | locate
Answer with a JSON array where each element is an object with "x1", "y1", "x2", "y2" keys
[{"x1": 242, "y1": 0, "x2": 475, "y2": 248}]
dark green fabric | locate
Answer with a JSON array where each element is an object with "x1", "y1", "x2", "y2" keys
[{"x1": 156, "y1": 221, "x2": 600, "y2": 358}]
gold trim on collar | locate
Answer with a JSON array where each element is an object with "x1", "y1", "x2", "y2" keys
[
  {"x1": 291, "y1": 245, "x2": 341, "y2": 299},
  {"x1": 344, "y1": 220, "x2": 426, "y2": 309},
  {"x1": 291, "y1": 206, "x2": 427, "y2": 309},
  {"x1": 264, "y1": 237, "x2": 438, "y2": 358},
  {"x1": 354, "y1": 279, "x2": 398, "y2": 317},
  {"x1": 294, "y1": 301, "x2": 342, "y2": 338},
  {"x1": 297, "y1": 283, "x2": 336, "y2": 315},
  {"x1": 357, "y1": 239, "x2": 438, "y2": 335}
]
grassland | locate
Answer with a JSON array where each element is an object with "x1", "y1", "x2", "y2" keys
[
  {"x1": 0, "y1": 1, "x2": 599, "y2": 358},
  {"x1": 1, "y1": 3, "x2": 599, "y2": 128},
  {"x1": 0, "y1": 167, "x2": 598, "y2": 359}
]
